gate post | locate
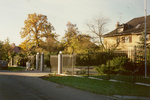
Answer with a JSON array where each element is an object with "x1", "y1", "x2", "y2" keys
[
  {"x1": 58, "y1": 51, "x2": 62, "y2": 74},
  {"x1": 41, "y1": 52, "x2": 44, "y2": 71},
  {"x1": 36, "y1": 52, "x2": 39, "y2": 70}
]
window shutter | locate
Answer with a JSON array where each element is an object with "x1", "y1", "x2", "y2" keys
[{"x1": 129, "y1": 36, "x2": 132, "y2": 43}]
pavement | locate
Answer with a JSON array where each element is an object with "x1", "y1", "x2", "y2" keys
[
  {"x1": 114, "y1": 95, "x2": 150, "y2": 100},
  {"x1": 1, "y1": 70, "x2": 150, "y2": 100},
  {"x1": 0, "y1": 70, "x2": 50, "y2": 77},
  {"x1": 0, "y1": 70, "x2": 114, "y2": 100}
]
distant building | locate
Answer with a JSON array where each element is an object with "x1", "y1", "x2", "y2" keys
[
  {"x1": 9, "y1": 43, "x2": 22, "y2": 66},
  {"x1": 9, "y1": 43, "x2": 21, "y2": 54},
  {"x1": 103, "y1": 15, "x2": 150, "y2": 50}
]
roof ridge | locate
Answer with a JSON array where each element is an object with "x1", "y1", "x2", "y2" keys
[
  {"x1": 104, "y1": 15, "x2": 150, "y2": 37},
  {"x1": 132, "y1": 15, "x2": 150, "y2": 20}
]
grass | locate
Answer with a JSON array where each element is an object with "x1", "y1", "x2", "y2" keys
[
  {"x1": 90, "y1": 74, "x2": 150, "y2": 84},
  {"x1": 42, "y1": 76, "x2": 150, "y2": 97},
  {"x1": 7, "y1": 66, "x2": 25, "y2": 71}
]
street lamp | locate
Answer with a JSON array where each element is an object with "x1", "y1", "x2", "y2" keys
[{"x1": 144, "y1": 0, "x2": 147, "y2": 78}]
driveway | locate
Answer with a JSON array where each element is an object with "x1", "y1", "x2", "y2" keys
[{"x1": 0, "y1": 70, "x2": 115, "y2": 100}]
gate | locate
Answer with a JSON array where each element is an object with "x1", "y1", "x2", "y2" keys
[{"x1": 50, "y1": 54, "x2": 75, "y2": 74}]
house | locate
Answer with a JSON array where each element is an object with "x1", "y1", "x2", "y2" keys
[
  {"x1": 9, "y1": 43, "x2": 22, "y2": 66},
  {"x1": 103, "y1": 15, "x2": 150, "y2": 50},
  {"x1": 9, "y1": 43, "x2": 21, "y2": 54}
]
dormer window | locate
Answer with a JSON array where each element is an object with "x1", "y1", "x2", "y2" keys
[
  {"x1": 135, "y1": 24, "x2": 141, "y2": 29},
  {"x1": 118, "y1": 28, "x2": 124, "y2": 33},
  {"x1": 116, "y1": 23, "x2": 128, "y2": 33}
]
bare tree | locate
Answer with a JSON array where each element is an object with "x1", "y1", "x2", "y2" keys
[{"x1": 86, "y1": 15, "x2": 109, "y2": 51}]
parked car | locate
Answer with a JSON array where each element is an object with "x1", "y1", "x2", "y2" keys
[{"x1": 0, "y1": 60, "x2": 8, "y2": 70}]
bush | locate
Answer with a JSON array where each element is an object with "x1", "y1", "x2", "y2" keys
[
  {"x1": 75, "y1": 52, "x2": 110, "y2": 66},
  {"x1": 94, "y1": 64, "x2": 106, "y2": 75},
  {"x1": 95, "y1": 56, "x2": 134, "y2": 75},
  {"x1": 75, "y1": 52, "x2": 127, "y2": 66},
  {"x1": 76, "y1": 69, "x2": 86, "y2": 75}
]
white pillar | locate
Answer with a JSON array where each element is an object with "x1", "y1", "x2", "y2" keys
[
  {"x1": 41, "y1": 52, "x2": 44, "y2": 71},
  {"x1": 36, "y1": 52, "x2": 39, "y2": 70},
  {"x1": 58, "y1": 51, "x2": 62, "y2": 74}
]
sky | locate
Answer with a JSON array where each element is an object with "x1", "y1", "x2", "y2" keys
[{"x1": 0, "y1": 0, "x2": 150, "y2": 46}]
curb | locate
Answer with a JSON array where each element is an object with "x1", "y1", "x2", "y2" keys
[{"x1": 114, "y1": 95, "x2": 150, "y2": 100}]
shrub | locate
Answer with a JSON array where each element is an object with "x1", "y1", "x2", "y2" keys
[
  {"x1": 76, "y1": 69, "x2": 86, "y2": 75},
  {"x1": 95, "y1": 56, "x2": 134, "y2": 75},
  {"x1": 94, "y1": 64, "x2": 106, "y2": 75}
]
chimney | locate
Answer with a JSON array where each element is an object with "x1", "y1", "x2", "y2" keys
[{"x1": 116, "y1": 22, "x2": 120, "y2": 28}]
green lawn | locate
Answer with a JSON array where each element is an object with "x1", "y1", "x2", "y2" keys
[
  {"x1": 42, "y1": 76, "x2": 150, "y2": 97},
  {"x1": 90, "y1": 74, "x2": 150, "y2": 84},
  {"x1": 7, "y1": 66, "x2": 25, "y2": 71}
]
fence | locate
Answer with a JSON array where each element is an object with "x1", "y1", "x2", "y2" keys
[
  {"x1": 50, "y1": 51, "x2": 129, "y2": 75},
  {"x1": 133, "y1": 46, "x2": 150, "y2": 75},
  {"x1": 50, "y1": 54, "x2": 74, "y2": 74}
]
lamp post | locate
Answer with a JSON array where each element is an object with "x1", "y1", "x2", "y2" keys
[{"x1": 144, "y1": 0, "x2": 147, "y2": 78}]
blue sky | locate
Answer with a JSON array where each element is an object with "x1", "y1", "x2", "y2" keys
[{"x1": 0, "y1": 0, "x2": 150, "y2": 45}]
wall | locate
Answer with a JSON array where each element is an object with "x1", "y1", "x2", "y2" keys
[{"x1": 103, "y1": 34, "x2": 141, "y2": 50}]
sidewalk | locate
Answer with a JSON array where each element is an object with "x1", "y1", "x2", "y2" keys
[
  {"x1": 114, "y1": 95, "x2": 150, "y2": 100},
  {"x1": 0, "y1": 70, "x2": 50, "y2": 77}
]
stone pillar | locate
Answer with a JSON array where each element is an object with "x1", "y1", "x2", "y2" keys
[
  {"x1": 10, "y1": 57, "x2": 13, "y2": 66},
  {"x1": 36, "y1": 52, "x2": 39, "y2": 70},
  {"x1": 58, "y1": 51, "x2": 62, "y2": 74},
  {"x1": 41, "y1": 52, "x2": 44, "y2": 71}
]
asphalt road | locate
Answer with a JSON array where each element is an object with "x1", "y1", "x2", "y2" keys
[{"x1": 0, "y1": 70, "x2": 115, "y2": 100}]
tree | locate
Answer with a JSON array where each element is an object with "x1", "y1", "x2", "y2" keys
[
  {"x1": 0, "y1": 41, "x2": 4, "y2": 60},
  {"x1": 20, "y1": 13, "x2": 55, "y2": 47},
  {"x1": 136, "y1": 32, "x2": 150, "y2": 65},
  {"x1": 42, "y1": 35, "x2": 58, "y2": 67},
  {"x1": 63, "y1": 22, "x2": 79, "y2": 54},
  {"x1": 86, "y1": 15, "x2": 109, "y2": 51},
  {"x1": 19, "y1": 39, "x2": 33, "y2": 51},
  {"x1": 63, "y1": 22, "x2": 98, "y2": 54},
  {"x1": 0, "y1": 38, "x2": 11, "y2": 61},
  {"x1": 74, "y1": 34, "x2": 98, "y2": 54},
  {"x1": 43, "y1": 32, "x2": 58, "y2": 53}
]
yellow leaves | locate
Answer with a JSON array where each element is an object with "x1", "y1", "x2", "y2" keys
[
  {"x1": 67, "y1": 47, "x2": 73, "y2": 54},
  {"x1": 19, "y1": 40, "x2": 28, "y2": 51},
  {"x1": 40, "y1": 34, "x2": 44, "y2": 37},
  {"x1": 20, "y1": 13, "x2": 55, "y2": 46}
]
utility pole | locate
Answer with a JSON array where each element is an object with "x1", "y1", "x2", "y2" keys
[{"x1": 144, "y1": 0, "x2": 147, "y2": 78}]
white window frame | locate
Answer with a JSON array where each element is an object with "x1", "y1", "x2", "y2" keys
[{"x1": 125, "y1": 37, "x2": 129, "y2": 43}]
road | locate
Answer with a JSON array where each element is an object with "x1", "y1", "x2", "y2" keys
[{"x1": 0, "y1": 70, "x2": 115, "y2": 100}]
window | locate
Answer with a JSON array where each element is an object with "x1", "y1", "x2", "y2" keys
[
  {"x1": 135, "y1": 24, "x2": 141, "y2": 29},
  {"x1": 125, "y1": 37, "x2": 129, "y2": 43},
  {"x1": 122, "y1": 37, "x2": 125, "y2": 43},
  {"x1": 122, "y1": 36, "x2": 132, "y2": 43},
  {"x1": 118, "y1": 28, "x2": 124, "y2": 33},
  {"x1": 116, "y1": 37, "x2": 120, "y2": 44},
  {"x1": 146, "y1": 34, "x2": 150, "y2": 41}
]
